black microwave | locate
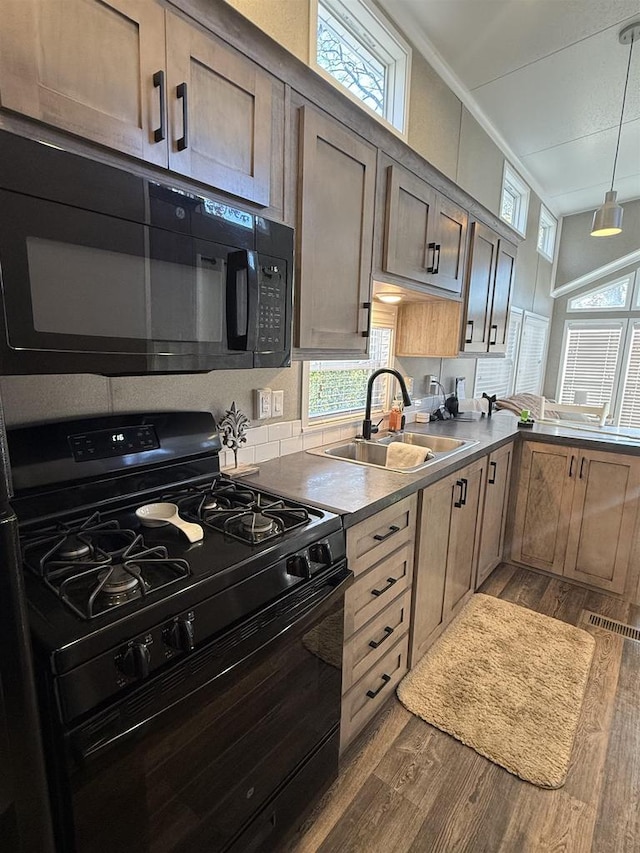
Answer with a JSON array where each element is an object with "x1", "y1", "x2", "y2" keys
[{"x1": 0, "y1": 131, "x2": 293, "y2": 375}]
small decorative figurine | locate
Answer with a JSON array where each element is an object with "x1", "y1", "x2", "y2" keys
[{"x1": 220, "y1": 402, "x2": 250, "y2": 468}]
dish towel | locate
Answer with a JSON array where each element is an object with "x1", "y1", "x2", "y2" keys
[
  {"x1": 385, "y1": 442, "x2": 431, "y2": 469},
  {"x1": 458, "y1": 397, "x2": 490, "y2": 414}
]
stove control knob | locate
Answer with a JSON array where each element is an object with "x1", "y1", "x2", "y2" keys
[
  {"x1": 286, "y1": 554, "x2": 311, "y2": 579},
  {"x1": 118, "y1": 642, "x2": 151, "y2": 680},
  {"x1": 165, "y1": 617, "x2": 195, "y2": 653},
  {"x1": 309, "y1": 542, "x2": 332, "y2": 567}
]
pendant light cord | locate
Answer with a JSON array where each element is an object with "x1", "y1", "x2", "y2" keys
[{"x1": 610, "y1": 33, "x2": 635, "y2": 191}]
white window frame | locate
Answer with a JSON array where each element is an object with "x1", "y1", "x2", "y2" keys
[
  {"x1": 500, "y1": 162, "x2": 530, "y2": 237},
  {"x1": 537, "y1": 205, "x2": 558, "y2": 262},
  {"x1": 567, "y1": 274, "x2": 633, "y2": 313},
  {"x1": 310, "y1": 0, "x2": 411, "y2": 137}
]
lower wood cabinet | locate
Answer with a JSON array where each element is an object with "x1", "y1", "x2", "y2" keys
[
  {"x1": 340, "y1": 495, "x2": 416, "y2": 752},
  {"x1": 410, "y1": 456, "x2": 487, "y2": 666},
  {"x1": 475, "y1": 442, "x2": 514, "y2": 588},
  {"x1": 511, "y1": 441, "x2": 640, "y2": 594}
]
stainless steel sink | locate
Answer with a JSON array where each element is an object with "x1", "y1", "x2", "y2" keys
[{"x1": 307, "y1": 431, "x2": 478, "y2": 473}]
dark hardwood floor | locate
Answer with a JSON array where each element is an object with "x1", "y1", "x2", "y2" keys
[{"x1": 287, "y1": 565, "x2": 640, "y2": 853}]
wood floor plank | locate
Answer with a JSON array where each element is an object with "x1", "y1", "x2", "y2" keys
[
  {"x1": 287, "y1": 698, "x2": 411, "y2": 852},
  {"x1": 562, "y1": 628, "x2": 623, "y2": 807},
  {"x1": 316, "y1": 775, "x2": 425, "y2": 853},
  {"x1": 591, "y1": 639, "x2": 640, "y2": 853},
  {"x1": 477, "y1": 562, "x2": 517, "y2": 597},
  {"x1": 497, "y1": 788, "x2": 596, "y2": 853},
  {"x1": 497, "y1": 566, "x2": 551, "y2": 610},
  {"x1": 583, "y1": 589, "x2": 630, "y2": 621},
  {"x1": 534, "y1": 578, "x2": 588, "y2": 625}
]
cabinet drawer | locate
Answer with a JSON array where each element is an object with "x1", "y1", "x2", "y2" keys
[
  {"x1": 340, "y1": 633, "x2": 409, "y2": 753},
  {"x1": 343, "y1": 587, "x2": 412, "y2": 692},
  {"x1": 346, "y1": 495, "x2": 417, "y2": 578},
  {"x1": 344, "y1": 543, "x2": 414, "y2": 637}
]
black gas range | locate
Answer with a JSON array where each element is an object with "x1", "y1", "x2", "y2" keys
[{"x1": 8, "y1": 411, "x2": 350, "y2": 853}]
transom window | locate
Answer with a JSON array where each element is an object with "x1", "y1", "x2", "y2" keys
[
  {"x1": 314, "y1": 0, "x2": 410, "y2": 134},
  {"x1": 500, "y1": 163, "x2": 530, "y2": 237},
  {"x1": 537, "y1": 205, "x2": 558, "y2": 262},
  {"x1": 568, "y1": 275, "x2": 632, "y2": 312}
]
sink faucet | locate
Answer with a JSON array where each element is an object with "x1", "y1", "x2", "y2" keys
[{"x1": 360, "y1": 369, "x2": 412, "y2": 440}]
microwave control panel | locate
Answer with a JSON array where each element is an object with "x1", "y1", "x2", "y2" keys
[{"x1": 257, "y1": 260, "x2": 285, "y2": 351}]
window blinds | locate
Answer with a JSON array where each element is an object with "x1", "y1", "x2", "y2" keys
[
  {"x1": 559, "y1": 322, "x2": 623, "y2": 407},
  {"x1": 474, "y1": 310, "x2": 522, "y2": 398},
  {"x1": 514, "y1": 314, "x2": 549, "y2": 394}
]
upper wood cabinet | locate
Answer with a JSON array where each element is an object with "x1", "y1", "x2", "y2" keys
[
  {"x1": 0, "y1": 0, "x2": 167, "y2": 166},
  {"x1": 383, "y1": 164, "x2": 468, "y2": 297},
  {"x1": 296, "y1": 105, "x2": 376, "y2": 353},
  {"x1": 165, "y1": 13, "x2": 272, "y2": 206},
  {"x1": 462, "y1": 222, "x2": 516, "y2": 354},
  {"x1": 0, "y1": 0, "x2": 280, "y2": 208},
  {"x1": 511, "y1": 441, "x2": 640, "y2": 594}
]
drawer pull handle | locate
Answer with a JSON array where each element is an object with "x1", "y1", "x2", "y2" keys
[
  {"x1": 465, "y1": 319, "x2": 474, "y2": 344},
  {"x1": 569, "y1": 455, "x2": 575, "y2": 478},
  {"x1": 454, "y1": 479, "x2": 464, "y2": 508},
  {"x1": 371, "y1": 577, "x2": 397, "y2": 597},
  {"x1": 373, "y1": 525, "x2": 400, "y2": 542},
  {"x1": 579, "y1": 457, "x2": 586, "y2": 479},
  {"x1": 366, "y1": 673, "x2": 391, "y2": 699},
  {"x1": 488, "y1": 460, "x2": 497, "y2": 484},
  {"x1": 369, "y1": 626, "x2": 394, "y2": 649}
]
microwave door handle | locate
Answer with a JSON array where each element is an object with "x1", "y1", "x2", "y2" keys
[{"x1": 226, "y1": 250, "x2": 259, "y2": 351}]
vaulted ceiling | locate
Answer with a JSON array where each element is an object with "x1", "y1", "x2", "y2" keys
[{"x1": 380, "y1": 0, "x2": 640, "y2": 217}]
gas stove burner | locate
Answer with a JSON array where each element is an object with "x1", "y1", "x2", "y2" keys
[
  {"x1": 58, "y1": 535, "x2": 92, "y2": 561},
  {"x1": 201, "y1": 496, "x2": 219, "y2": 512},
  {"x1": 97, "y1": 564, "x2": 144, "y2": 595},
  {"x1": 240, "y1": 512, "x2": 277, "y2": 535}
]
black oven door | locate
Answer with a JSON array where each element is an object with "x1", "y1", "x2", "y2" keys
[
  {"x1": 0, "y1": 190, "x2": 256, "y2": 374},
  {"x1": 58, "y1": 567, "x2": 350, "y2": 853}
]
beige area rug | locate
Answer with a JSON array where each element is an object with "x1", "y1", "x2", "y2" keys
[{"x1": 397, "y1": 594, "x2": 596, "y2": 788}]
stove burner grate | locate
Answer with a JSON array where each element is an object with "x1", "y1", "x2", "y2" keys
[{"x1": 23, "y1": 515, "x2": 191, "y2": 620}]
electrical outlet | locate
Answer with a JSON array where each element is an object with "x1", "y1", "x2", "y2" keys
[
  {"x1": 272, "y1": 389, "x2": 284, "y2": 418},
  {"x1": 254, "y1": 388, "x2": 272, "y2": 420}
]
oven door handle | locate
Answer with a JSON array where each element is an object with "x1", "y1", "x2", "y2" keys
[
  {"x1": 71, "y1": 565, "x2": 353, "y2": 765},
  {"x1": 227, "y1": 249, "x2": 259, "y2": 351}
]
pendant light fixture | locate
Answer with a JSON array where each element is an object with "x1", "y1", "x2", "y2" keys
[{"x1": 591, "y1": 21, "x2": 640, "y2": 237}]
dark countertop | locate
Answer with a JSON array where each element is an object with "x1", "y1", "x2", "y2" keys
[{"x1": 244, "y1": 412, "x2": 640, "y2": 527}]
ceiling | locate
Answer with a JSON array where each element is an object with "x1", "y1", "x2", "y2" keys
[{"x1": 379, "y1": 0, "x2": 640, "y2": 218}]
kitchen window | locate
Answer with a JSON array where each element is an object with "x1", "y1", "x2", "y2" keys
[
  {"x1": 515, "y1": 313, "x2": 549, "y2": 394},
  {"x1": 567, "y1": 275, "x2": 632, "y2": 312},
  {"x1": 304, "y1": 305, "x2": 395, "y2": 424},
  {"x1": 500, "y1": 163, "x2": 530, "y2": 237},
  {"x1": 474, "y1": 309, "x2": 523, "y2": 399},
  {"x1": 312, "y1": 0, "x2": 410, "y2": 135},
  {"x1": 537, "y1": 205, "x2": 558, "y2": 262}
]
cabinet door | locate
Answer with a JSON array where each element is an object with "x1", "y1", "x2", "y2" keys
[
  {"x1": 462, "y1": 221, "x2": 499, "y2": 353},
  {"x1": 443, "y1": 457, "x2": 486, "y2": 619},
  {"x1": 511, "y1": 441, "x2": 575, "y2": 574},
  {"x1": 410, "y1": 475, "x2": 455, "y2": 665},
  {"x1": 487, "y1": 239, "x2": 516, "y2": 354},
  {"x1": 166, "y1": 12, "x2": 272, "y2": 206},
  {"x1": 563, "y1": 450, "x2": 640, "y2": 594},
  {"x1": 296, "y1": 106, "x2": 376, "y2": 352},
  {"x1": 431, "y1": 194, "x2": 468, "y2": 296},
  {"x1": 383, "y1": 164, "x2": 436, "y2": 286},
  {"x1": 411, "y1": 457, "x2": 486, "y2": 666},
  {"x1": 476, "y1": 442, "x2": 513, "y2": 588},
  {"x1": 0, "y1": 0, "x2": 166, "y2": 165}
]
